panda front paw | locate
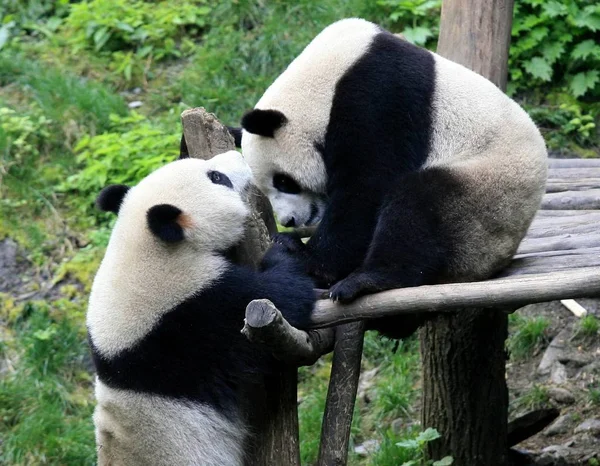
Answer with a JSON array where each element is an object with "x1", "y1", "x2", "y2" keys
[
  {"x1": 328, "y1": 273, "x2": 368, "y2": 304},
  {"x1": 272, "y1": 232, "x2": 306, "y2": 255}
]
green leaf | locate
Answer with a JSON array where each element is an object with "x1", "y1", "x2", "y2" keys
[
  {"x1": 541, "y1": 42, "x2": 565, "y2": 65},
  {"x1": 0, "y1": 23, "x2": 10, "y2": 50},
  {"x1": 543, "y1": 1, "x2": 568, "y2": 18},
  {"x1": 572, "y1": 10, "x2": 600, "y2": 31},
  {"x1": 433, "y1": 456, "x2": 454, "y2": 466},
  {"x1": 93, "y1": 27, "x2": 111, "y2": 51},
  {"x1": 402, "y1": 26, "x2": 433, "y2": 46},
  {"x1": 571, "y1": 40, "x2": 600, "y2": 60},
  {"x1": 396, "y1": 439, "x2": 420, "y2": 449},
  {"x1": 417, "y1": 427, "x2": 442, "y2": 443},
  {"x1": 523, "y1": 57, "x2": 553, "y2": 81},
  {"x1": 569, "y1": 71, "x2": 600, "y2": 97}
]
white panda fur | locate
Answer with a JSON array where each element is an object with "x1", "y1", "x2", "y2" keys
[
  {"x1": 237, "y1": 18, "x2": 547, "y2": 337},
  {"x1": 87, "y1": 151, "x2": 315, "y2": 465}
]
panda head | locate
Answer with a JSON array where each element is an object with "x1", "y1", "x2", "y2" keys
[
  {"x1": 240, "y1": 108, "x2": 328, "y2": 228},
  {"x1": 96, "y1": 151, "x2": 252, "y2": 252}
]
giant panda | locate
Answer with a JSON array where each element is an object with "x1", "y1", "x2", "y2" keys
[
  {"x1": 234, "y1": 18, "x2": 547, "y2": 336},
  {"x1": 87, "y1": 151, "x2": 315, "y2": 466}
]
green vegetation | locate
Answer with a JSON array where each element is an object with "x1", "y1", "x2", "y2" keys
[
  {"x1": 507, "y1": 314, "x2": 551, "y2": 360},
  {"x1": 0, "y1": 0, "x2": 598, "y2": 464},
  {"x1": 577, "y1": 314, "x2": 600, "y2": 337},
  {"x1": 513, "y1": 385, "x2": 552, "y2": 412}
]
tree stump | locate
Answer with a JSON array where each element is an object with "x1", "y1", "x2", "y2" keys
[{"x1": 420, "y1": 1, "x2": 514, "y2": 464}]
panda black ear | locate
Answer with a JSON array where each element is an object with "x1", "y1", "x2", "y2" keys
[
  {"x1": 226, "y1": 126, "x2": 242, "y2": 148},
  {"x1": 179, "y1": 133, "x2": 189, "y2": 159},
  {"x1": 241, "y1": 109, "x2": 287, "y2": 138},
  {"x1": 96, "y1": 185, "x2": 130, "y2": 214},
  {"x1": 147, "y1": 204, "x2": 185, "y2": 243}
]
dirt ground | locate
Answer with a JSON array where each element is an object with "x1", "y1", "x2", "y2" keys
[{"x1": 508, "y1": 299, "x2": 600, "y2": 465}]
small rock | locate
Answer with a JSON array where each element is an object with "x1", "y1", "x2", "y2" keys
[
  {"x1": 574, "y1": 419, "x2": 600, "y2": 436},
  {"x1": 354, "y1": 439, "x2": 379, "y2": 457},
  {"x1": 132, "y1": 87, "x2": 142, "y2": 94},
  {"x1": 547, "y1": 387, "x2": 575, "y2": 404},
  {"x1": 544, "y1": 414, "x2": 572, "y2": 436},
  {"x1": 559, "y1": 352, "x2": 593, "y2": 367},
  {"x1": 550, "y1": 362, "x2": 568, "y2": 385},
  {"x1": 538, "y1": 330, "x2": 569, "y2": 375},
  {"x1": 357, "y1": 368, "x2": 378, "y2": 402},
  {"x1": 128, "y1": 100, "x2": 143, "y2": 109},
  {"x1": 391, "y1": 418, "x2": 404, "y2": 434}
]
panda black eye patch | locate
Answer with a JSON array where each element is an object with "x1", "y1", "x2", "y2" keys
[
  {"x1": 207, "y1": 170, "x2": 233, "y2": 189},
  {"x1": 273, "y1": 173, "x2": 302, "y2": 194}
]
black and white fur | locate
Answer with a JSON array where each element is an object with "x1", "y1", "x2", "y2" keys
[
  {"x1": 87, "y1": 151, "x2": 315, "y2": 466},
  {"x1": 235, "y1": 19, "x2": 548, "y2": 337}
]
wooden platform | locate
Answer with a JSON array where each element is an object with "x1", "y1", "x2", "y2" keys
[{"x1": 310, "y1": 158, "x2": 600, "y2": 327}]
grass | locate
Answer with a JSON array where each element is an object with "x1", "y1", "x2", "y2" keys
[
  {"x1": 577, "y1": 315, "x2": 600, "y2": 338},
  {"x1": 513, "y1": 385, "x2": 551, "y2": 412},
  {"x1": 296, "y1": 333, "x2": 422, "y2": 465},
  {"x1": 507, "y1": 314, "x2": 550, "y2": 360},
  {"x1": 0, "y1": 298, "x2": 96, "y2": 465}
]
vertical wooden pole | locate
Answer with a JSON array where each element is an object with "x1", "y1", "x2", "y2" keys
[
  {"x1": 421, "y1": 1, "x2": 514, "y2": 464},
  {"x1": 181, "y1": 108, "x2": 301, "y2": 466},
  {"x1": 317, "y1": 322, "x2": 365, "y2": 466}
]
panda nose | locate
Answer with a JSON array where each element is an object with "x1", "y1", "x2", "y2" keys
[{"x1": 283, "y1": 217, "x2": 296, "y2": 228}]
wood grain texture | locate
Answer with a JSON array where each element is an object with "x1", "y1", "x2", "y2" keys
[
  {"x1": 548, "y1": 168, "x2": 600, "y2": 179},
  {"x1": 317, "y1": 322, "x2": 365, "y2": 466},
  {"x1": 306, "y1": 268, "x2": 600, "y2": 327},
  {"x1": 542, "y1": 189, "x2": 600, "y2": 210},
  {"x1": 242, "y1": 299, "x2": 334, "y2": 366},
  {"x1": 548, "y1": 158, "x2": 600, "y2": 168},
  {"x1": 437, "y1": 0, "x2": 514, "y2": 89}
]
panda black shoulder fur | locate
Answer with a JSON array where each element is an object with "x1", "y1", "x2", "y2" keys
[
  {"x1": 234, "y1": 18, "x2": 548, "y2": 338},
  {"x1": 87, "y1": 150, "x2": 315, "y2": 466}
]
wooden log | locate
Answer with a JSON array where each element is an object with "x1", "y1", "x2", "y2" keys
[
  {"x1": 437, "y1": 0, "x2": 513, "y2": 90},
  {"x1": 546, "y1": 179, "x2": 600, "y2": 193},
  {"x1": 518, "y1": 233, "x2": 600, "y2": 255},
  {"x1": 242, "y1": 299, "x2": 334, "y2": 366},
  {"x1": 530, "y1": 211, "x2": 600, "y2": 225},
  {"x1": 181, "y1": 108, "x2": 302, "y2": 466},
  {"x1": 317, "y1": 322, "x2": 365, "y2": 466},
  {"x1": 527, "y1": 221, "x2": 598, "y2": 239},
  {"x1": 548, "y1": 158, "x2": 600, "y2": 168},
  {"x1": 514, "y1": 246, "x2": 600, "y2": 259},
  {"x1": 542, "y1": 189, "x2": 600, "y2": 210},
  {"x1": 299, "y1": 267, "x2": 600, "y2": 326},
  {"x1": 548, "y1": 168, "x2": 600, "y2": 179},
  {"x1": 534, "y1": 209, "x2": 599, "y2": 217},
  {"x1": 500, "y1": 254, "x2": 600, "y2": 277}
]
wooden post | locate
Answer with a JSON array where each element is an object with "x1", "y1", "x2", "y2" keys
[
  {"x1": 317, "y1": 322, "x2": 365, "y2": 466},
  {"x1": 180, "y1": 108, "x2": 301, "y2": 466},
  {"x1": 421, "y1": 1, "x2": 514, "y2": 464}
]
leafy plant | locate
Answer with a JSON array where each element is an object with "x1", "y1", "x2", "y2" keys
[
  {"x1": 0, "y1": 0, "x2": 71, "y2": 50},
  {"x1": 526, "y1": 99, "x2": 597, "y2": 151},
  {"x1": 376, "y1": 0, "x2": 441, "y2": 47},
  {"x1": 60, "y1": 0, "x2": 210, "y2": 83},
  {"x1": 370, "y1": 428, "x2": 453, "y2": 466},
  {"x1": 509, "y1": 0, "x2": 600, "y2": 99},
  {"x1": 59, "y1": 112, "x2": 179, "y2": 222}
]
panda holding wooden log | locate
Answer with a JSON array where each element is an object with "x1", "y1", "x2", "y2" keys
[
  {"x1": 87, "y1": 151, "x2": 316, "y2": 465},
  {"x1": 234, "y1": 18, "x2": 548, "y2": 338}
]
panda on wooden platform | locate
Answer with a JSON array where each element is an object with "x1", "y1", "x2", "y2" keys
[
  {"x1": 234, "y1": 18, "x2": 548, "y2": 337},
  {"x1": 87, "y1": 151, "x2": 315, "y2": 466}
]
